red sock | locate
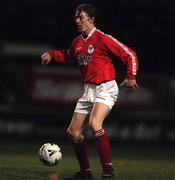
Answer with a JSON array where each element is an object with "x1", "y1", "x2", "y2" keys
[
  {"x1": 94, "y1": 129, "x2": 112, "y2": 169},
  {"x1": 72, "y1": 137, "x2": 91, "y2": 172}
]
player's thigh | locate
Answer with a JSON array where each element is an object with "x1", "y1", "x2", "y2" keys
[
  {"x1": 67, "y1": 112, "x2": 89, "y2": 137},
  {"x1": 89, "y1": 102, "x2": 110, "y2": 131}
]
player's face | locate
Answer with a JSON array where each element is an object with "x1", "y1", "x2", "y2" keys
[{"x1": 75, "y1": 11, "x2": 95, "y2": 34}]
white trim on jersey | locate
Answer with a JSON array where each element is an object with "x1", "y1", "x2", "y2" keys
[
  {"x1": 97, "y1": 29, "x2": 137, "y2": 76},
  {"x1": 88, "y1": 27, "x2": 96, "y2": 37},
  {"x1": 81, "y1": 27, "x2": 96, "y2": 41}
]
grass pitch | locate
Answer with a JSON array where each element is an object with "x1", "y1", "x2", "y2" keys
[{"x1": 0, "y1": 142, "x2": 175, "y2": 180}]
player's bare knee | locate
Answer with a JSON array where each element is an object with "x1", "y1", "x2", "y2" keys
[
  {"x1": 67, "y1": 127, "x2": 81, "y2": 139},
  {"x1": 89, "y1": 120, "x2": 102, "y2": 132},
  {"x1": 67, "y1": 127, "x2": 74, "y2": 137}
]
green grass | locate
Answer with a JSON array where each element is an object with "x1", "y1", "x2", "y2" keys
[{"x1": 0, "y1": 142, "x2": 175, "y2": 179}]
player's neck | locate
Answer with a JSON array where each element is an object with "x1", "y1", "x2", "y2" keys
[{"x1": 82, "y1": 26, "x2": 96, "y2": 39}]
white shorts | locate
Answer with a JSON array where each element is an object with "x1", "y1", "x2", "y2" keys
[{"x1": 74, "y1": 80, "x2": 119, "y2": 114}]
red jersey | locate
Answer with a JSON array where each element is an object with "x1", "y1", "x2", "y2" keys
[{"x1": 48, "y1": 28, "x2": 138, "y2": 84}]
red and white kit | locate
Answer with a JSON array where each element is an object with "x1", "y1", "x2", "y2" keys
[
  {"x1": 48, "y1": 28, "x2": 138, "y2": 112},
  {"x1": 48, "y1": 27, "x2": 138, "y2": 84}
]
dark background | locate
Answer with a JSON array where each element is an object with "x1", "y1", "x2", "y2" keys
[
  {"x1": 1, "y1": 0, "x2": 174, "y2": 72},
  {"x1": 0, "y1": 0, "x2": 175, "y2": 144}
]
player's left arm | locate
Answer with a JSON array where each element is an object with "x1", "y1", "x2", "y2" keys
[
  {"x1": 119, "y1": 78, "x2": 139, "y2": 93},
  {"x1": 102, "y1": 34, "x2": 139, "y2": 93}
]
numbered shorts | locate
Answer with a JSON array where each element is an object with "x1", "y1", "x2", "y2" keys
[{"x1": 74, "y1": 80, "x2": 119, "y2": 114}]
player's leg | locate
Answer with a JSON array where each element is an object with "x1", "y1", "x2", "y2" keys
[
  {"x1": 89, "y1": 102, "x2": 110, "y2": 131},
  {"x1": 89, "y1": 80, "x2": 118, "y2": 178},
  {"x1": 66, "y1": 112, "x2": 93, "y2": 180},
  {"x1": 89, "y1": 102, "x2": 115, "y2": 178},
  {"x1": 67, "y1": 112, "x2": 88, "y2": 140}
]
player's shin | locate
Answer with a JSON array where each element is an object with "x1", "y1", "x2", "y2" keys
[
  {"x1": 93, "y1": 128, "x2": 114, "y2": 174},
  {"x1": 69, "y1": 135, "x2": 91, "y2": 172}
]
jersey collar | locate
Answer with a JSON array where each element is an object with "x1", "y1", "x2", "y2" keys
[{"x1": 82, "y1": 27, "x2": 96, "y2": 41}]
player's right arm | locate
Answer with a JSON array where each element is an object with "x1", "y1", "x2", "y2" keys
[
  {"x1": 41, "y1": 52, "x2": 52, "y2": 65},
  {"x1": 41, "y1": 40, "x2": 76, "y2": 65},
  {"x1": 41, "y1": 49, "x2": 71, "y2": 65}
]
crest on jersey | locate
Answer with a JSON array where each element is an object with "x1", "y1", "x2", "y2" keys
[{"x1": 88, "y1": 44, "x2": 94, "y2": 54}]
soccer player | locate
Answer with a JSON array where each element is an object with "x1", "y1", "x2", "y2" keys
[{"x1": 41, "y1": 3, "x2": 139, "y2": 180}]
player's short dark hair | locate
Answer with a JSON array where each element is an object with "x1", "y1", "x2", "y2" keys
[{"x1": 75, "y1": 3, "x2": 98, "y2": 20}]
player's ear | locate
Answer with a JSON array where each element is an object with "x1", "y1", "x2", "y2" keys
[{"x1": 90, "y1": 17, "x2": 95, "y2": 24}]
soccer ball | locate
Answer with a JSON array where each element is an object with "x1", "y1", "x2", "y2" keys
[{"x1": 39, "y1": 143, "x2": 62, "y2": 166}]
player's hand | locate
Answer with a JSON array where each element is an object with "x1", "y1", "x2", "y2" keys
[
  {"x1": 120, "y1": 78, "x2": 139, "y2": 93},
  {"x1": 41, "y1": 52, "x2": 51, "y2": 65}
]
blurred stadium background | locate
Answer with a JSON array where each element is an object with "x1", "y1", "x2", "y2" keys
[
  {"x1": 0, "y1": 0, "x2": 175, "y2": 179},
  {"x1": 0, "y1": 0, "x2": 175, "y2": 180},
  {"x1": 0, "y1": 0, "x2": 175, "y2": 145}
]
